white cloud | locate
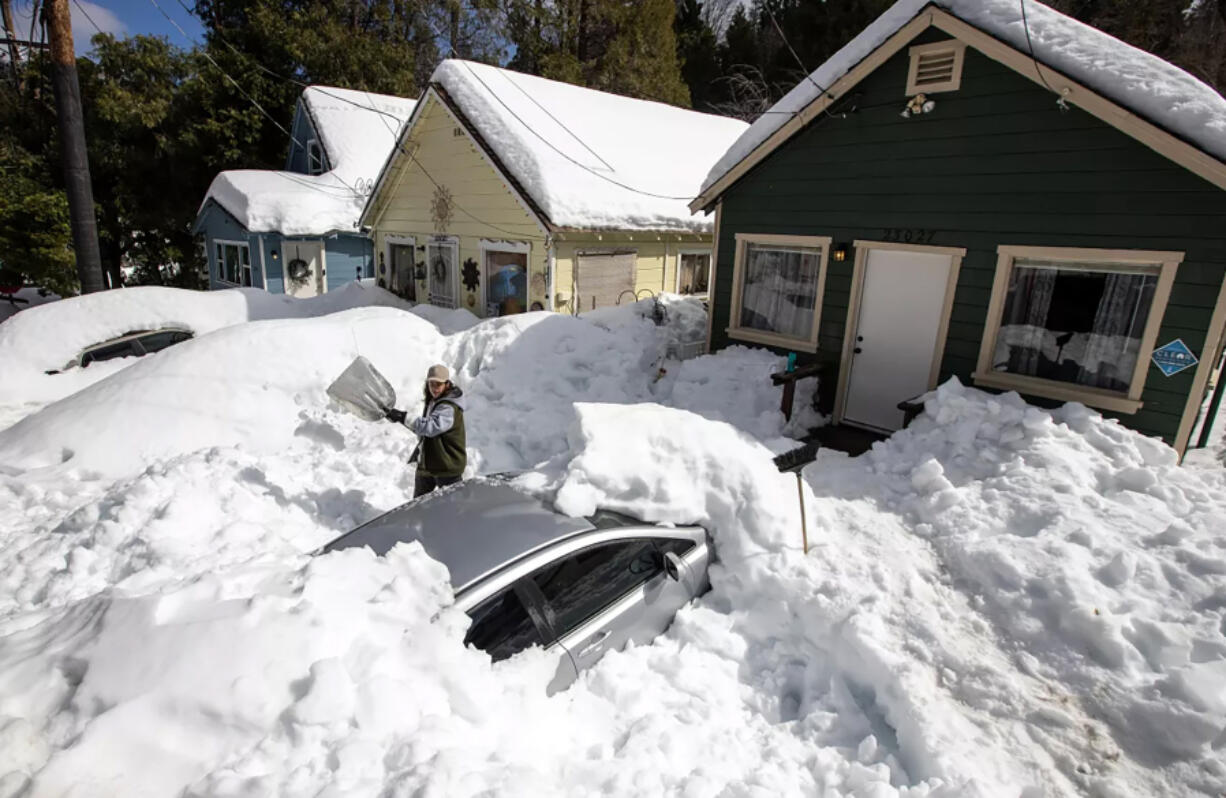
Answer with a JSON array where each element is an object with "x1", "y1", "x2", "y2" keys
[{"x1": 3, "y1": 0, "x2": 127, "y2": 57}]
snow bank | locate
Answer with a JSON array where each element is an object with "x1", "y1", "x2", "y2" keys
[
  {"x1": 432, "y1": 60, "x2": 748, "y2": 231},
  {"x1": 701, "y1": 0, "x2": 1226, "y2": 198},
  {"x1": 5, "y1": 286, "x2": 1219, "y2": 795},
  {"x1": 201, "y1": 87, "x2": 416, "y2": 235},
  {"x1": 0, "y1": 298, "x2": 807, "y2": 481},
  {"x1": 0, "y1": 283, "x2": 413, "y2": 415},
  {"x1": 0, "y1": 288, "x2": 60, "y2": 325}
]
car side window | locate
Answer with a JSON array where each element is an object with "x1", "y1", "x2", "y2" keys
[
  {"x1": 136, "y1": 331, "x2": 184, "y2": 354},
  {"x1": 80, "y1": 340, "x2": 138, "y2": 367},
  {"x1": 464, "y1": 586, "x2": 544, "y2": 662},
  {"x1": 531, "y1": 539, "x2": 663, "y2": 638}
]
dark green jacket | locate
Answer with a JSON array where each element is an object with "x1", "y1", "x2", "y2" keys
[{"x1": 407, "y1": 386, "x2": 467, "y2": 477}]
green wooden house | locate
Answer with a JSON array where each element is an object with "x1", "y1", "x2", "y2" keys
[{"x1": 690, "y1": 0, "x2": 1226, "y2": 458}]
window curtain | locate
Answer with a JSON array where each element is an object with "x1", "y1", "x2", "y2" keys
[
  {"x1": 1078, "y1": 272, "x2": 1150, "y2": 390},
  {"x1": 999, "y1": 266, "x2": 1056, "y2": 374},
  {"x1": 740, "y1": 245, "x2": 819, "y2": 340}
]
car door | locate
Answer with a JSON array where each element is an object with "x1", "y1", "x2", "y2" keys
[
  {"x1": 462, "y1": 582, "x2": 578, "y2": 690},
  {"x1": 528, "y1": 536, "x2": 700, "y2": 683}
]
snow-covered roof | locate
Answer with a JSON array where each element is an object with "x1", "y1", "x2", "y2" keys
[
  {"x1": 201, "y1": 86, "x2": 417, "y2": 236},
  {"x1": 427, "y1": 60, "x2": 750, "y2": 232},
  {"x1": 699, "y1": 0, "x2": 1226, "y2": 202}
]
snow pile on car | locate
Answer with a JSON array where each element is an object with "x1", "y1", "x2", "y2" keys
[{"x1": 0, "y1": 283, "x2": 416, "y2": 415}]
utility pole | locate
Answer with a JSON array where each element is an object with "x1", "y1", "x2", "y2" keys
[
  {"x1": 43, "y1": 0, "x2": 106, "y2": 294},
  {"x1": 2, "y1": 0, "x2": 21, "y2": 80}
]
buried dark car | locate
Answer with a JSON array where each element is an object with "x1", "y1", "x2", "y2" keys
[
  {"x1": 322, "y1": 478, "x2": 712, "y2": 691},
  {"x1": 46, "y1": 327, "x2": 194, "y2": 374}
]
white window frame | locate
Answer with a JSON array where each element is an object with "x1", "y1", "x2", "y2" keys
[
  {"x1": 726, "y1": 233, "x2": 832, "y2": 353},
  {"x1": 973, "y1": 245, "x2": 1183, "y2": 414},
  {"x1": 306, "y1": 138, "x2": 325, "y2": 176},
  {"x1": 214, "y1": 239, "x2": 252, "y2": 287},
  {"x1": 675, "y1": 248, "x2": 713, "y2": 297},
  {"x1": 479, "y1": 239, "x2": 531, "y2": 318},
  {"x1": 426, "y1": 236, "x2": 459, "y2": 309},
  {"x1": 905, "y1": 40, "x2": 967, "y2": 96}
]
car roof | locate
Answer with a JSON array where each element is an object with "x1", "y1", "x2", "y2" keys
[{"x1": 322, "y1": 478, "x2": 602, "y2": 590}]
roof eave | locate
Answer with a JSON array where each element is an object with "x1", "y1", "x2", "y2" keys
[{"x1": 695, "y1": 3, "x2": 1226, "y2": 207}]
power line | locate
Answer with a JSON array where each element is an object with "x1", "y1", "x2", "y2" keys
[
  {"x1": 408, "y1": 150, "x2": 536, "y2": 238},
  {"x1": 1019, "y1": 0, "x2": 1069, "y2": 110},
  {"x1": 145, "y1": 0, "x2": 364, "y2": 199},
  {"x1": 493, "y1": 66, "x2": 614, "y2": 172},
  {"x1": 761, "y1": 0, "x2": 846, "y2": 120},
  {"x1": 412, "y1": 11, "x2": 701, "y2": 201},
  {"x1": 69, "y1": 0, "x2": 102, "y2": 37}
]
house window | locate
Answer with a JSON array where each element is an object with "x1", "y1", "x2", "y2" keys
[
  {"x1": 677, "y1": 251, "x2": 711, "y2": 296},
  {"x1": 427, "y1": 238, "x2": 458, "y2": 308},
  {"x1": 727, "y1": 233, "x2": 831, "y2": 352},
  {"x1": 386, "y1": 238, "x2": 416, "y2": 301},
  {"x1": 306, "y1": 139, "x2": 324, "y2": 176},
  {"x1": 974, "y1": 246, "x2": 1182, "y2": 413},
  {"x1": 906, "y1": 40, "x2": 966, "y2": 96},
  {"x1": 482, "y1": 242, "x2": 529, "y2": 317},
  {"x1": 215, "y1": 241, "x2": 252, "y2": 286}
]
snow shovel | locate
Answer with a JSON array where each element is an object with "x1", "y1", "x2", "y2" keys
[{"x1": 327, "y1": 356, "x2": 396, "y2": 422}]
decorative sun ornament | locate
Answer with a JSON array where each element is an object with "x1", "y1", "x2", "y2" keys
[
  {"x1": 430, "y1": 185, "x2": 454, "y2": 231},
  {"x1": 900, "y1": 92, "x2": 936, "y2": 118}
]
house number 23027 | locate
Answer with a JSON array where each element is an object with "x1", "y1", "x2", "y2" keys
[{"x1": 881, "y1": 228, "x2": 937, "y2": 244}]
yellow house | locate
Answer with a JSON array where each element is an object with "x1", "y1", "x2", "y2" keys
[{"x1": 360, "y1": 60, "x2": 749, "y2": 318}]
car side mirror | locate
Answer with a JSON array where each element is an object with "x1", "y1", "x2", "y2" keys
[{"x1": 663, "y1": 551, "x2": 683, "y2": 582}]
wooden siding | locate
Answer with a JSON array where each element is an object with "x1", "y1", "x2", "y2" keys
[
  {"x1": 711, "y1": 27, "x2": 1226, "y2": 447},
  {"x1": 284, "y1": 100, "x2": 323, "y2": 175},
  {"x1": 552, "y1": 234, "x2": 711, "y2": 313},
  {"x1": 198, "y1": 200, "x2": 372, "y2": 294},
  {"x1": 369, "y1": 94, "x2": 550, "y2": 315}
]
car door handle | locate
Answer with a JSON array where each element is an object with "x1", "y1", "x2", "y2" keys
[{"x1": 577, "y1": 629, "x2": 611, "y2": 658}]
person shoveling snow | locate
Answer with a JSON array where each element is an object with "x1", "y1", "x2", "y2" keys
[{"x1": 328, "y1": 358, "x2": 469, "y2": 499}]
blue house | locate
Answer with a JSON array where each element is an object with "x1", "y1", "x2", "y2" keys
[{"x1": 194, "y1": 86, "x2": 417, "y2": 297}]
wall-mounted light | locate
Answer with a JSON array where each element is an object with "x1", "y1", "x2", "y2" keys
[
  {"x1": 271, "y1": 249, "x2": 279, "y2": 261},
  {"x1": 832, "y1": 244, "x2": 849, "y2": 262}
]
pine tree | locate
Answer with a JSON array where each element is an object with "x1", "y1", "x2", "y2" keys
[{"x1": 506, "y1": 0, "x2": 691, "y2": 106}]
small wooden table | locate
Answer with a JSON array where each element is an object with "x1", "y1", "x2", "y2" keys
[{"x1": 770, "y1": 362, "x2": 823, "y2": 421}]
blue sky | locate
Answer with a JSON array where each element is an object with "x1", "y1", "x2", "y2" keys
[{"x1": 7, "y1": 0, "x2": 206, "y2": 55}]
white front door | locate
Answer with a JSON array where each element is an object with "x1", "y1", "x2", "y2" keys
[
  {"x1": 842, "y1": 248, "x2": 954, "y2": 432},
  {"x1": 284, "y1": 241, "x2": 326, "y2": 298}
]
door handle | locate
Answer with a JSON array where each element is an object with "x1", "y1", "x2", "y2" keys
[{"x1": 577, "y1": 629, "x2": 611, "y2": 657}]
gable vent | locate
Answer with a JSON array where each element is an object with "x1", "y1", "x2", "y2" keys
[{"x1": 906, "y1": 40, "x2": 967, "y2": 96}]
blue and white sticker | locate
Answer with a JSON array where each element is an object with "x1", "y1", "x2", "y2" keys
[{"x1": 1151, "y1": 338, "x2": 1199, "y2": 377}]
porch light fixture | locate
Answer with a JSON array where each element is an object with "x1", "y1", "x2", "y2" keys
[
  {"x1": 832, "y1": 244, "x2": 849, "y2": 262},
  {"x1": 271, "y1": 249, "x2": 279, "y2": 261}
]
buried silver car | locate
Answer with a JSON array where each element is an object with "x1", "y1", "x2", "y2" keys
[{"x1": 322, "y1": 478, "x2": 711, "y2": 691}]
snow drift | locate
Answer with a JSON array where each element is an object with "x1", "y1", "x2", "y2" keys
[{"x1": 0, "y1": 288, "x2": 1223, "y2": 797}]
